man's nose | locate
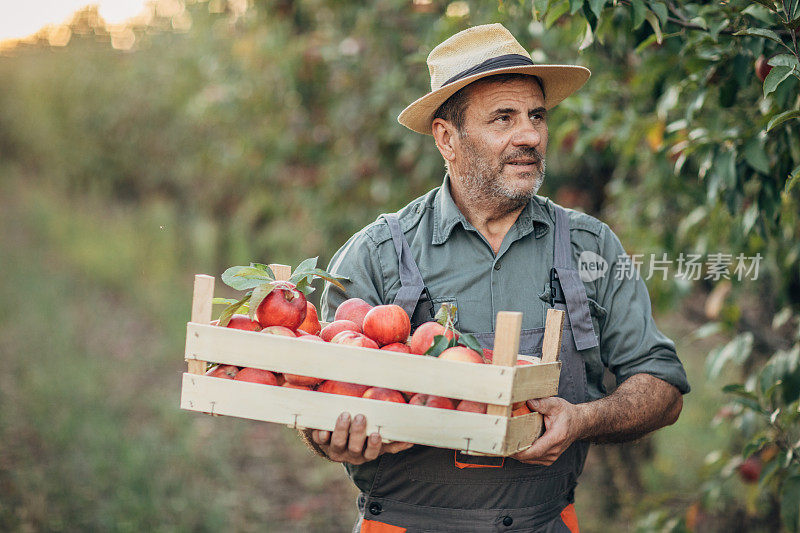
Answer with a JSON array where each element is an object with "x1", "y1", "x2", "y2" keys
[{"x1": 511, "y1": 122, "x2": 543, "y2": 148}]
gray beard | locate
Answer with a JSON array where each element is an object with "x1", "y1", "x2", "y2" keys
[{"x1": 459, "y1": 152, "x2": 546, "y2": 213}]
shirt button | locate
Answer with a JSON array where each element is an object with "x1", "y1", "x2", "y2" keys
[
  {"x1": 502, "y1": 516, "x2": 513, "y2": 526},
  {"x1": 369, "y1": 502, "x2": 382, "y2": 515},
  {"x1": 494, "y1": 262, "x2": 501, "y2": 270}
]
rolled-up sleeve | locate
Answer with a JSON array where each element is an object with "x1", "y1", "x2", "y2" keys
[
  {"x1": 320, "y1": 229, "x2": 386, "y2": 323},
  {"x1": 596, "y1": 224, "x2": 690, "y2": 394}
]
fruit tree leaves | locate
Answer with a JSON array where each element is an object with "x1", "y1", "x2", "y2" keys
[
  {"x1": 425, "y1": 334, "x2": 456, "y2": 358},
  {"x1": 763, "y1": 66, "x2": 794, "y2": 98},
  {"x1": 458, "y1": 333, "x2": 484, "y2": 357},
  {"x1": 247, "y1": 283, "x2": 275, "y2": 322},
  {"x1": 217, "y1": 291, "x2": 252, "y2": 327},
  {"x1": 767, "y1": 110, "x2": 800, "y2": 132},
  {"x1": 780, "y1": 475, "x2": 800, "y2": 532},
  {"x1": 221, "y1": 266, "x2": 275, "y2": 290}
]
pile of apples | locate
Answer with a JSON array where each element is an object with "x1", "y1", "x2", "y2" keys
[{"x1": 205, "y1": 260, "x2": 532, "y2": 416}]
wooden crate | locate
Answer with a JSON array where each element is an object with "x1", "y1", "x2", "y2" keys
[{"x1": 180, "y1": 266, "x2": 564, "y2": 456}]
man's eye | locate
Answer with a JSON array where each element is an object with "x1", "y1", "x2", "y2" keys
[{"x1": 495, "y1": 115, "x2": 510, "y2": 123}]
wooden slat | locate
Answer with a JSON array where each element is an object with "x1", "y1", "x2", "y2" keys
[
  {"x1": 508, "y1": 361, "x2": 561, "y2": 403},
  {"x1": 186, "y1": 323, "x2": 519, "y2": 403},
  {"x1": 504, "y1": 411, "x2": 544, "y2": 455},
  {"x1": 269, "y1": 263, "x2": 292, "y2": 281},
  {"x1": 187, "y1": 275, "x2": 215, "y2": 375},
  {"x1": 180, "y1": 374, "x2": 509, "y2": 454},
  {"x1": 487, "y1": 312, "x2": 522, "y2": 417},
  {"x1": 541, "y1": 309, "x2": 565, "y2": 364}
]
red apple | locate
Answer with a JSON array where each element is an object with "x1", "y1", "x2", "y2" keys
[
  {"x1": 261, "y1": 325, "x2": 297, "y2": 337},
  {"x1": 234, "y1": 367, "x2": 278, "y2": 385},
  {"x1": 255, "y1": 281, "x2": 307, "y2": 330},
  {"x1": 331, "y1": 330, "x2": 380, "y2": 350},
  {"x1": 362, "y1": 304, "x2": 411, "y2": 346},
  {"x1": 755, "y1": 55, "x2": 772, "y2": 83},
  {"x1": 317, "y1": 380, "x2": 369, "y2": 397},
  {"x1": 284, "y1": 373, "x2": 323, "y2": 387},
  {"x1": 409, "y1": 321, "x2": 456, "y2": 355},
  {"x1": 226, "y1": 314, "x2": 261, "y2": 331},
  {"x1": 334, "y1": 298, "x2": 373, "y2": 329},
  {"x1": 297, "y1": 334, "x2": 325, "y2": 342},
  {"x1": 205, "y1": 364, "x2": 239, "y2": 379},
  {"x1": 282, "y1": 382, "x2": 314, "y2": 391},
  {"x1": 381, "y1": 342, "x2": 412, "y2": 353},
  {"x1": 320, "y1": 319, "x2": 361, "y2": 342},
  {"x1": 738, "y1": 457, "x2": 762, "y2": 484},
  {"x1": 362, "y1": 387, "x2": 407, "y2": 403},
  {"x1": 439, "y1": 346, "x2": 485, "y2": 364},
  {"x1": 409, "y1": 394, "x2": 455, "y2": 410},
  {"x1": 456, "y1": 400, "x2": 487, "y2": 413},
  {"x1": 296, "y1": 301, "x2": 322, "y2": 336}
]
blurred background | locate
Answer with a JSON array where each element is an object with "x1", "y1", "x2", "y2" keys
[{"x1": 1, "y1": 0, "x2": 799, "y2": 531}]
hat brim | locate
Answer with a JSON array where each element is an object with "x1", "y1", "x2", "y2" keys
[{"x1": 397, "y1": 64, "x2": 591, "y2": 135}]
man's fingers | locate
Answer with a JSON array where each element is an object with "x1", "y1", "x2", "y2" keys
[
  {"x1": 527, "y1": 397, "x2": 561, "y2": 414},
  {"x1": 363, "y1": 433, "x2": 383, "y2": 461},
  {"x1": 347, "y1": 414, "x2": 368, "y2": 454},
  {"x1": 312, "y1": 429, "x2": 330, "y2": 445},
  {"x1": 329, "y1": 412, "x2": 351, "y2": 454}
]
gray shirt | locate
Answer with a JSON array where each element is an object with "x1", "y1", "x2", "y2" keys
[{"x1": 320, "y1": 176, "x2": 690, "y2": 399}]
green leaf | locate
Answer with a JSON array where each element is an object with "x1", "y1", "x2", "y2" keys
[
  {"x1": 309, "y1": 269, "x2": 348, "y2": 291},
  {"x1": 644, "y1": 11, "x2": 663, "y2": 44},
  {"x1": 744, "y1": 137, "x2": 771, "y2": 173},
  {"x1": 213, "y1": 297, "x2": 241, "y2": 306},
  {"x1": 217, "y1": 292, "x2": 252, "y2": 327},
  {"x1": 767, "y1": 110, "x2": 800, "y2": 132},
  {"x1": 648, "y1": 0, "x2": 668, "y2": 25},
  {"x1": 749, "y1": 0, "x2": 778, "y2": 11},
  {"x1": 425, "y1": 334, "x2": 454, "y2": 358},
  {"x1": 434, "y1": 302, "x2": 458, "y2": 328},
  {"x1": 723, "y1": 383, "x2": 758, "y2": 400},
  {"x1": 292, "y1": 256, "x2": 319, "y2": 276},
  {"x1": 588, "y1": 0, "x2": 605, "y2": 19},
  {"x1": 693, "y1": 322, "x2": 723, "y2": 340},
  {"x1": 768, "y1": 54, "x2": 800, "y2": 68},
  {"x1": 458, "y1": 333, "x2": 484, "y2": 356},
  {"x1": 706, "y1": 333, "x2": 754, "y2": 380},
  {"x1": 250, "y1": 263, "x2": 276, "y2": 278},
  {"x1": 743, "y1": 435, "x2": 769, "y2": 458},
  {"x1": 569, "y1": 0, "x2": 583, "y2": 15},
  {"x1": 533, "y1": 0, "x2": 550, "y2": 20},
  {"x1": 780, "y1": 475, "x2": 800, "y2": 532},
  {"x1": 247, "y1": 283, "x2": 275, "y2": 322},
  {"x1": 545, "y1": 0, "x2": 569, "y2": 29},
  {"x1": 631, "y1": 0, "x2": 647, "y2": 29},
  {"x1": 760, "y1": 456, "x2": 782, "y2": 485},
  {"x1": 734, "y1": 27, "x2": 786, "y2": 46},
  {"x1": 764, "y1": 65, "x2": 793, "y2": 97},
  {"x1": 731, "y1": 395, "x2": 767, "y2": 413},
  {"x1": 786, "y1": 165, "x2": 800, "y2": 193},
  {"x1": 221, "y1": 265, "x2": 274, "y2": 290}
]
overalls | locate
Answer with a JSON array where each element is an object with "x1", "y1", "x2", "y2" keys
[{"x1": 352, "y1": 205, "x2": 599, "y2": 533}]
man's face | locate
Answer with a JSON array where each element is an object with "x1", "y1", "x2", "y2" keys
[{"x1": 450, "y1": 77, "x2": 548, "y2": 210}]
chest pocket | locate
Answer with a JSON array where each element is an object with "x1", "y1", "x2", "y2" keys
[{"x1": 410, "y1": 296, "x2": 458, "y2": 330}]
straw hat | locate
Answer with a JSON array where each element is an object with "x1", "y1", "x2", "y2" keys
[{"x1": 398, "y1": 23, "x2": 591, "y2": 135}]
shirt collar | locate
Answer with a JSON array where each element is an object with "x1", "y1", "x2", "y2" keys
[{"x1": 431, "y1": 175, "x2": 551, "y2": 245}]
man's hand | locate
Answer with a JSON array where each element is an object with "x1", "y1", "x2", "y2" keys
[
  {"x1": 311, "y1": 412, "x2": 413, "y2": 464},
  {"x1": 511, "y1": 397, "x2": 581, "y2": 466},
  {"x1": 512, "y1": 374, "x2": 683, "y2": 465}
]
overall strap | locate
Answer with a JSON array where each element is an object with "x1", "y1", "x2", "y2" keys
[
  {"x1": 553, "y1": 205, "x2": 599, "y2": 350},
  {"x1": 384, "y1": 213, "x2": 426, "y2": 320}
]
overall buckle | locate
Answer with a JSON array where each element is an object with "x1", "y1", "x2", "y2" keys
[{"x1": 549, "y1": 268, "x2": 566, "y2": 306}]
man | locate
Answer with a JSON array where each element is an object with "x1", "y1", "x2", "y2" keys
[{"x1": 303, "y1": 24, "x2": 690, "y2": 532}]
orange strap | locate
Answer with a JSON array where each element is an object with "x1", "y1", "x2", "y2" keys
[
  {"x1": 360, "y1": 519, "x2": 407, "y2": 532},
  {"x1": 453, "y1": 450, "x2": 505, "y2": 469},
  {"x1": 560, "y1": 504, "x2": 579, "y2": 533}
]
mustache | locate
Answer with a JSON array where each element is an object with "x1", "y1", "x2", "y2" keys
[{"x1": 502, "y1": 148, "x2": 544, "y2": 164}]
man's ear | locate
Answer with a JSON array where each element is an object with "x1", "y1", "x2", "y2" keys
[{"x1": 432, "y1": 118, "x2": 458, "y2": 165}]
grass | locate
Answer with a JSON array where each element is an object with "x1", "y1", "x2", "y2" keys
[{"x1": 0, "y1": 169, "x2": 742, "y2": 532}]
